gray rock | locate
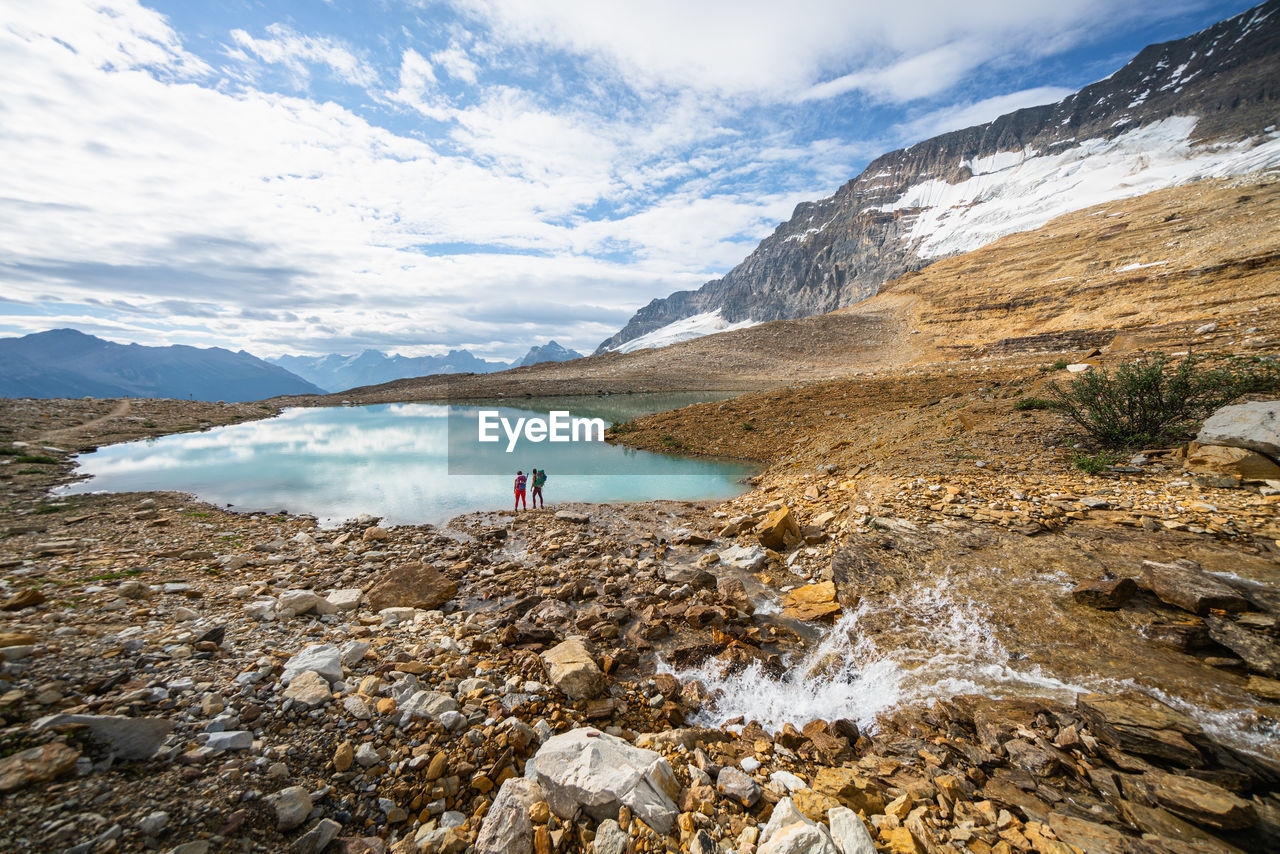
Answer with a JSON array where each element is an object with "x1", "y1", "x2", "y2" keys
[
  {"x1": 206, "y1": 731, "x2": 253, "y2": 751},
  {"x1": 475, "y1": 776, "x2": 543, "y2": 854},
  {"x1": 138, "y1": 811, "x2": 170, "y2": 836},
  {"x1": 1198, "y1": 400, "x2": 1280, "y2": 460},
  {"x1": 355, "y1": 743, "x2": 382, "y2": 767},
  {"x1": 540, "y1": 637, "x2": 605, "y2": 700},
  {"x1": 593, "y1": 819, "x2": 627, "y2": 854},
  {"x1": 270, "y1": 785, "x2": 313, "y2": 831},
  {"x1": 278, "y1": 590, "x2": 324, "y2": 617},
  {"x1": 400, "y1": 690, "x2": 459, "y2": 722},
  {"x1": 529, "y1": 728, "x2": 679, "y2": 834},
  {"x1": 828, "y1": 806, "x2": 876, "y2": 854},
  {"x1": 282, "y1": 644, "x2": 343, "y2": 683},
  {"x1": 716, "y1": 765, "x2": 761, "y2": 807},
  {"x1": 165, "y1": 843, "x2": 211, "y2": 854},
  {"x1": 554, "y1": 511, "x2": 590, "y2": 523},
  {"x1": 292, "y1": 818, "x2": 341, "y2": 854},
  {"x1": 339, "y1": 640, "x2": 372, "y2": 667},
  {"x1": 32, "y1": 714, "x2": 172, "y2": 760}
]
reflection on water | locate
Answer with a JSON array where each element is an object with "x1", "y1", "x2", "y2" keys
[{"x1": 59, "y1": 398, "x2": 755, "y2": 526}]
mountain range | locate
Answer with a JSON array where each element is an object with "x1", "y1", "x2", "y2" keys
[
  {"x1": 0, "y1": 329, "x2": 324, "y2": 401},
  {"x1": 266, "y1": 341, "x2": 583, "y2": 393},
  {"x1": 596, "y1": 0, "x2": 1280, "y2": 353}
]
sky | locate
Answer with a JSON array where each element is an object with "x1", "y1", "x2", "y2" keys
[{"x1": 0, "y1": 0, "x2": 1261, "y2": 360}]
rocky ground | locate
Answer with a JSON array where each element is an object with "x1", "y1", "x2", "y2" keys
[{"x1": 2, "y1": 341, "x2": 1279, "y2": 854}]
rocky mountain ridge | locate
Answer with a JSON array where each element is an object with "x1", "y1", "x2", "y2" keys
[
  {"x1": 270, "y1": 342, "x2": 583, "y2": 393},
  {"x1": 597, "y1": 0, "x2": 1280, "y2": 353},
  {"x1": 0, "y1": 329, "x2": 322, "y2": 402}
]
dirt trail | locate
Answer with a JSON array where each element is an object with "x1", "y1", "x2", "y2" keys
[{"x1": 38, "y1": 398, "x2": 131, "y2": 443}]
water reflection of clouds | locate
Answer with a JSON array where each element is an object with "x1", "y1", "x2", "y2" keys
[{"x1": 62, "y1": 403, "x2": 751, "y2": 526}]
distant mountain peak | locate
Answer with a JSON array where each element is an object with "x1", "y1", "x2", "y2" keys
[{"x1": 0, "y1": 329, "x2": 323, "y2": 401}]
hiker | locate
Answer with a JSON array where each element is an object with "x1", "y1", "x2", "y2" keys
[
  {"x1": 529, "y1": 468, "x2": 545, "y2": 507},
  {"x1": 514, "y1": 470, "x2": 527, "y2": 511}
]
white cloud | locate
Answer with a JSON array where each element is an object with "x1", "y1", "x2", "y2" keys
[
  {"x1": 431, "y1": 42, "x2": 479, "y2": 83},
  {"x1": 227, "y1": 22, "x2": 379, "y2": 88},
  {"x1": 448, "y1": 0, "x2": 1206, "y2": 102}
]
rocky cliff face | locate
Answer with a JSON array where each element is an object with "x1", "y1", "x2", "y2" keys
[{"x1": 597, "y1": 1, "x2": 1280, "y2": 353}]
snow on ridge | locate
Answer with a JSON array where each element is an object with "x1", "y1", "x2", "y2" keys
[
  {"x1": 611, "y1": 311, "x2": 761, "y2": 354},
  {"x1": 877, "y1": 117, "x2": 1280, "y2": 260}
]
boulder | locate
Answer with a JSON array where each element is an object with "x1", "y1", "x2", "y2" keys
[
  {"x1": 1204, "y1": 615, "x2": 1280, "y2": 678},
  {"x1": 540, "y1": 637, "x2": 605, "y2": 700},
  {"x1": 1197, "y1": 401, "x2": 1280, "y2": 460},
  {"x1": 756, "y1": 506, "x2": 802, "y2": 551},
  {"x1": 1076, "y1": 692, "x2": 1205, "y2": 766},
  {"x1": 1144, "y1": 770, "x2": 1257, "y2": 830},
  {"x1": 1185, "y1": 443, "x2": 1280, "y2": 480},
  {"x1": 364, "y1": 563, "x2": 457, "y2": 613},
  {"x1": 813, "y1": 768, "x2": 885, "y2": 815},
  {"x1": 0, "y1": 742, "x2": 80, "y2": 792},
  {"x1": 1, "y1": 588, "x2": 45, "y2": 610},
  {"x1": 282, "y1": 644, "x2": 343, "y2": 683},
  {"x1": 781, "y1": 582, "x2": 842, "y2": 622},
  {"x1": 400, "y1": 690, "x2": 460, "y2": 722},
  {"x1": 33, "y1": 713, "x2": 172, "y2": 760},
  {"x1": 1072, "y1": 577, "x2": 1137, "y2": 610},
  {"x1": 757, "y1": 796, "x2": 840, "y2": 854},
  {"x1": 278, "y1": 590, "x2": 331, "y2": 618},
  {"x1": 474, "y1": 777, "x2": 543, "y2": 854},
  {"x1": 1140, "y1": 561, "x2": 1249, "y2": 615},
  {"x1": 527, "y1": 729, "x2": 679, "y2": 834},
  {"x1": 555, "y1": 511, "x2": 590, "y2": 524}
]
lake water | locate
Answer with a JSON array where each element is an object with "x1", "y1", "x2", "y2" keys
[{"x1": 59, "y1": 395, "x2": 755, "y2": 526}]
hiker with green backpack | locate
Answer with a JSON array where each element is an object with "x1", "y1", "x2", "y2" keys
[{"x1": 531, "y1": 468, "x2": 547, "y2": 508}]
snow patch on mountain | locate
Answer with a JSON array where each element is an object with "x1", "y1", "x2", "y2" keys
[
  {"x1": 880, "y1": 117, "x2": 1280, "y2": 261},
  {"x1": 610, "y1": 311, "x2": 761, "y2": 354}
]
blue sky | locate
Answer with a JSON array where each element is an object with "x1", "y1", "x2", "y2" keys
[{"x1": 0, "y1": 0, "x2": 1260, "y2": 359}]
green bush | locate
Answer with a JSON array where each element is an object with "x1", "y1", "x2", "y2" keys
[
  {"x1": 1014, "y1": 397, "x2": 1060, "y2": 411},
  {"x1": 1071, "y1": 450, "x2": 1121, "y2": 474},
  {"x1": 1048, "y1": 352, "x2": 1276, "y2": 449},
  {"x1": 14, "y1": 455, "x2": 58, "y2": 464}
]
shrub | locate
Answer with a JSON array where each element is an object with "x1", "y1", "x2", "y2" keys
[
  {"x1": 1071, "y1": 450, "x2": 1121, "y2": 474},
  {"x1": 14, "y1": 455, "x2": 58, "y2": 464},
  {"x1": 1048, "y1": 352, "x2": 1273, "y2": 449}
]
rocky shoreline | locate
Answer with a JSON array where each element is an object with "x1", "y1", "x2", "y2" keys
[{"x1": 1, "y1": 376, "x2": 1279, "y2": 853}]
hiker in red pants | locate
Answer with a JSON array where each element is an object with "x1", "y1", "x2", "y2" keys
[{"x1": 514, "y1": 470, "x2": 528, "y2": 511}]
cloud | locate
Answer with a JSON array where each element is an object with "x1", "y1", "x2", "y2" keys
[
  {"x1": 448, "y1": 0, "x2": 1212, "y2": 102},
  {"x1": 431, "y1": 42, "x2": 480, "y2": 84},
  {"x1": 226, "y1": 22, "x2": 379, "y2": 88},
  {"x1": 894, "y1": 85, "x2": 1077, "y2": 142}
]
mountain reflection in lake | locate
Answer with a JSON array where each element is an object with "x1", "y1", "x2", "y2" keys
[{"x1": 60, "y1": 398, "x2": 755, "y2": 526}]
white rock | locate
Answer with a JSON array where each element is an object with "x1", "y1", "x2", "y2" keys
[
  {"x1": 475, "y1": 777, "x2": 543, "y2": 854},
  {"x1": 282, "y1": 643, "x2": 343, "y2": 683},
  {"x1": 770, "y1": 770, "x2": 808, "y2": 792},
  {"x1": 138, "y1": 811, "x2": 169, "y2": 835},
  {"x1": 327, "y1": 588, "x2": 362, "y2": 612},
  {"x1": 719, "y1": 544, "x2": 768, "y2": 570},
  {"x1": 339, "y1": 640, "x2": 371, "y2": 668},
  {"x1": 593, "y1": 819, "x2": 628, "y2": 854},
  {"x1": 243, "y1": 600, "x2": 276, "y2": 621},
  {"x1": 277, "y1": 590, "x2": 323, "y2": 617},
  {"x1": 529, "y1": 728, "x2": 679, "y2": 835},
  {"x1": 355, "y1": 743, "x2": 382, "y2": 767},
  {"x1": 283, "y1": 671, "x2": 332, "y2": 708},
  {"x1": 540, "y1": 637, "x2": 605, "y2": 700},
  {"x1": 758, "y1": 797, "x2": 839, "y2": 854},
  {"x1": 828, "y1": 806, "x2": 876, "y2": 854},
  {"x1": 400, "y1": 690, "x2": 459, "y2": 722},
  {"x1": 342, "y1": 695, "x2": 372, "y2": 720},
  {"x1": 1198, "y1": 400, "x2": 1280, "y2": 459}
]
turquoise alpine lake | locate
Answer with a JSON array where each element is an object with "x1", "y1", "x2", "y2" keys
[{"x1": 59, "y1": 396, "x2": 755, "y2": 526}]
